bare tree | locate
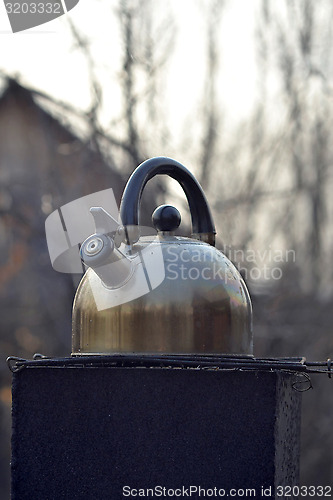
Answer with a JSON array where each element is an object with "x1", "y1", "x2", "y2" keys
[{"x1": 199, "y1": 0, "x2": 224, "y2": 191}]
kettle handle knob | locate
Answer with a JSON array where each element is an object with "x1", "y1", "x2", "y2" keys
[{"x1": 120, "y1": 157, "x2": 216, "y2": 246}]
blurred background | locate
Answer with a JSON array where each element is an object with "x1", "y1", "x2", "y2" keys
[{"x1": 0, "y1": 0, "x2": 332, "y2": 497}]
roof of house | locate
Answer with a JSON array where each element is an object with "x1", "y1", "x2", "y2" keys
[{"x1": 0, "y1": 78, "x2": 125, "y2": 209}]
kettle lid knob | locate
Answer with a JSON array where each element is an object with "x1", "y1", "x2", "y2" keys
[{"x1": 152, "y1": 205, "x2": 181, "y2": 232}]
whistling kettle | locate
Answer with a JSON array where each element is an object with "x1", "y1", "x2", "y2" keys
[{"x1": 72, "y1": 157, "x2": 253, "y2": 355}]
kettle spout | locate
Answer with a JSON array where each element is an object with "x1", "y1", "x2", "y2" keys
[{"x1": 80, "y1": 207, "x2": 133, "y2": 288}]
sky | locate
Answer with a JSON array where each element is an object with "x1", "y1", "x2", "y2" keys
[{"x1": 0, "y1": 0, "x2": 258, "y2": 133}]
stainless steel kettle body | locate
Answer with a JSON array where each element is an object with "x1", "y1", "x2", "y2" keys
[{"x1": 72, "y1": 157, "x2": 253, "y2": 356}]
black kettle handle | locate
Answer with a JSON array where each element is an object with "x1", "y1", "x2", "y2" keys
[{"x1": 119, "y1": 157, "x2": 216, "y2": 246}]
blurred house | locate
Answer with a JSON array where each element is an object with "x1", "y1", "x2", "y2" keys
[{"x1": 0, "y1": 78, "x2": 127, "y2": 359}]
